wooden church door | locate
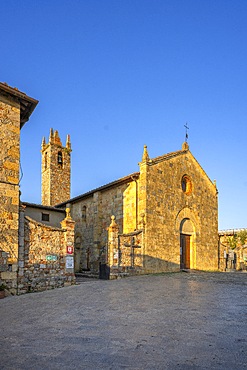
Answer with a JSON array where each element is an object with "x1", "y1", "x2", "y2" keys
[{"x1": 180, "y1": 233, "x2": 190, "y2": 269}]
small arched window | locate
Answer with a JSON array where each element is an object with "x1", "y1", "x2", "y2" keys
[
  {"x1": 57, "y1": 151, "x2": 63, "y2": 166},
  {"x1": 181, "y1": 175, "x2": 192, "y2": 195},
  {"x1": 82, "y1": 205, "x2": 87, "y2": 221}
]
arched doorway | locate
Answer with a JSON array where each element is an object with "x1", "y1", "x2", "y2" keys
[
  {"x1": 81, "y1": 247, "x2": 90, "y2": 271},
  {"x1": 180, "y1": 218, "x2": 194, "y2": 269},
  {"x1": 74, "y1": 234, "x2": 90, "y2": 272},
  {"x1": 74, "y1": 234, "x2": 82, "y2": 272}
]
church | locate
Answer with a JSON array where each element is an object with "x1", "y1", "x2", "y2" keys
[
  {"x1": 30, "y1": 128, "x2": 219, "y2": 278},
  {"x1": 0, "y1": 82, "x2": 219, "y2": 294}
]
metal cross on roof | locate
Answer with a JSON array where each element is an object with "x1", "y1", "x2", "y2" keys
[{"x1": 184, "y1": 122, "x2": 189, "y2": 142}]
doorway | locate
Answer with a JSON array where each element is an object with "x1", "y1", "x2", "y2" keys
[{"x1": 180, "y1": 233, "x2": 191, "y2": 269}]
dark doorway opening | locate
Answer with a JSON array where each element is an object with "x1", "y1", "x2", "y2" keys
[
  {"x1": 99, "y1": 263, "x2": 110, "y2": 280},
  {"x1": 180, "y1": 233, "x2": 191, "y2": 269}
]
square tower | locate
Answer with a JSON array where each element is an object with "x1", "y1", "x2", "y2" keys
[{"x1": 41, "y1": 129, "x2": 71, "y2": 206}]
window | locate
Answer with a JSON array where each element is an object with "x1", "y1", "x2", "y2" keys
[
  {"x1": 181, "y1": 175, "x2": 192, "y2": 195},
  {"x1": 42, "y1": 213, "x2": 50, "y2": 222},
  {"x1": 57, "y1": 151, "x2": 63, "y2": 165},
  {"x1": 82, "y1": 206, "x2": 86, "y2": 221},
  {"x1": 44, "y1": 152, "x2": 47, "y2": 170}
]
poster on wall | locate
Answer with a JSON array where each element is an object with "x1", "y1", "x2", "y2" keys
[{"x1": 66, "y1": 256, "x2": 74, "y2": 269}]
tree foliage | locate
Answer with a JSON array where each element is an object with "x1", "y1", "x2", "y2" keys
[
  {"x1": 227, "y1": 234, "x2": 238, "y2": 249},
  {"x1": 227, "y1": 230, "x2": 247, "y2": 249},
  {"x1": 238, "y1": 230, "x2": 247, "y2": 246}
]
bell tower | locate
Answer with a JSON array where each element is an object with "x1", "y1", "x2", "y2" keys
[{"x1": 41, "y1": 128, "x2": 71, "y2": 206}]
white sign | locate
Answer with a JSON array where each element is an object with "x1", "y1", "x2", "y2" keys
[{"x1": 66, "y1": 256, "x2": 74, "y2": 269}]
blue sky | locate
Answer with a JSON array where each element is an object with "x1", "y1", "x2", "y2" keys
[{"x1": 2, "y1": 0, "x2": 247, "y2": 230}]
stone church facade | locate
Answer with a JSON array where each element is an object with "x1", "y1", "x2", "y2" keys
[{"x1": 41, "y1": 132, "x2": 219, "y2": 277}]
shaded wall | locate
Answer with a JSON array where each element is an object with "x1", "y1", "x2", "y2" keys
[
  {"x1": 18, "y1": 211, "x2": 75, "y2": 294},
  {"x1": 71, "y1": 180, "x2": 135, "y2": 273}
]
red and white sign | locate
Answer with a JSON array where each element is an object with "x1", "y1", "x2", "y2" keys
[{"x1": 67, "y1": 245, "x2": 74, "y2": 255}]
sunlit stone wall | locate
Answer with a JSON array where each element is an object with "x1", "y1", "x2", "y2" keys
[
  {"x1": 41, "y1": 130, "x2": 71, "y2": 206},
  {"x1": 139, "y1": 146, "x2": 218, "y2": 273},
  {"x1": 0, "y1": 93, "x2": 21, "y2": 291},
  {"x1": 70, "y1": 145, "x2": 218, "y2": 275},
  {"x1": 17, "y1": 214, "x2": 75, "y2": 294}
]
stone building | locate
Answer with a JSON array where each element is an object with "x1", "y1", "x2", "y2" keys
[
  {"x1": 0, "y1": 83, "x2": 38, "y2": 260},
  {"x1": 0, "y1": 83, "x2": 38, "y2": 293},
  {"x1": 0, "y1": 81, "x2": 219, "y2": 293},
  {"x1": 39, "y1": 134, "x2": 219, "y2": 278},
  {"x1": 0, "y1": 83, "x2": 75, "y2": 294}
]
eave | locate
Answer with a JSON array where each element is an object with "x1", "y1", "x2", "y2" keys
[{"x1": 0, "y1": 82, "x2": 39, "y2": 128}]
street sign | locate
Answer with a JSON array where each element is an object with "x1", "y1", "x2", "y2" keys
[{"x1": 67, "y1": 245, "x2": 74, "y2": 254}]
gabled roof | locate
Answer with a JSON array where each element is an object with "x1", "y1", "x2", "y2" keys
[
  {"x1": 0, "y1": 82, "x2": 38, "y2": 128},
  {"x1": 56, "y1": 144, "x2": 216, "y2": 208},
  {"x1": 148, "y1": 145, "x2": 216, "y2": 189},
  {"x1": 22, "y1": 201, "x2": 65, "y2": 213},
  {"x1": 148, "y1": 149, "x2": 187, "y2": 165},
  {"x1": 56, "y1": 172, "x2": 140, "y2": 207}
]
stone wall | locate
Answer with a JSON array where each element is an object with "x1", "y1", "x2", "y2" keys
[
  {"x1": 17, "y1": 212, "x2": 75, "y2": 294},
  {"x1": 0, "y1": 94, "x2": 20, "y2": 266},
  {"x1": 0, "y1": 249, "x2": 11, "y2": 292},
  {"x1": 107, "y1": 216, "x2": 144, "y2": 279},
  {"x1": 71, "y1": 178, "x2": 137, "y2": 273},
  {"x1": 139, "y1": 147, "x2": 218, "y2": 273},
  {"x1": 69, "y1": 145, "x2": 219, "y2": 275},
  {"x1": 0, "y1": 249, "x2": 8, "y2": 274},
  {"x1": 0, "y1": 92, "x2": 21, "y2": 292}
]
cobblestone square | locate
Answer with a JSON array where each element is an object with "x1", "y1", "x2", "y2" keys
[{"x1": 1, "y1": 272, "x2": 246, "y2": 369}]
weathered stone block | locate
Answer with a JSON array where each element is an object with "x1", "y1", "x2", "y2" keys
[{"x1": 1, "y1": 271, "x2": 17, "y2": 280}]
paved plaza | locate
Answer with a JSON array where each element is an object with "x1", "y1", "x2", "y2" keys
[{"x1": 1, "y1": 272, "x2": 247, "y2": 369}]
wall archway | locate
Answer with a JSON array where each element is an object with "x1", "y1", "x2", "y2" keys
[
  {"x1": 74, "y1": 234, "x2": 82, "y2": 272},
  {"x1": 180, "y1": 218, "x2": 194, "y2": 234},
  {"x1": 175, "y1": 208, "x2": 198, "y2": 270}
]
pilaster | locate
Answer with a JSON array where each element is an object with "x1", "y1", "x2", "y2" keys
[
  {"x1": 138, "y1": 145, "x2": 150, "y2": 230},
  {"x1": 107, "y1": 215, "x2": 119, "y2": 267}
]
